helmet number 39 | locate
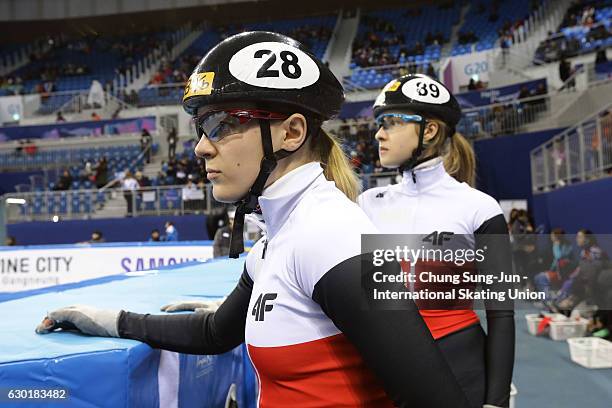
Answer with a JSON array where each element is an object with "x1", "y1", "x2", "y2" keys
[
  {"x1": 229, "y1": 42, "x2": 320, "y2": 89},
  {"x1": 416, "y1": 82, "x2": 439, "y2": 98},
  {"x1": 401, "y1": 76, "x2": 451, "y2": 104}
]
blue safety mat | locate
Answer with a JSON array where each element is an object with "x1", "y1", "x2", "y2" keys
[{"x1": 0, "y1": 257, "x2": 257, "y2": 408}]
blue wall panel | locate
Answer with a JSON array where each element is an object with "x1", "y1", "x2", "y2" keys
[
  {"x1": 473, "y1": 128, "x2": 564, "y2": 202},
  {"x1": 7, "y1": 214, "x2": 209, "y2": 245},
  {"x1": 531, "y1": 177, "x2": 612, "y2": 234}
]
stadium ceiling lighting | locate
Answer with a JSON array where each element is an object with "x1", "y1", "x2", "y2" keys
[{"x1": 6, "y1": 198, "x2": 26, "y2": 205}]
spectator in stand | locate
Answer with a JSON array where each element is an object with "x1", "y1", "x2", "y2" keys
[
  {"x1": 151, "y1": 71, "x2": 164, "y2": 85},
  {"x1": 426, "y1": 64, "x2": 437, "y2": 79},
  {"x1": 129, "y1": 90, "x2": 140, "y2": 106},
  {"x1": 588, "y1": 24, "x2": 611, "y2": 42},
  {"x1": 121, "y1": 170, "x2": 139, "y2": 217},
  {"x1": 156, "y1": 170, "x2": 167, "y2": 185},
  {"x1": 167, "y1": 127, "x2": 177, "y2": 160},
  {"x1": 4, "y1": 236, "x2": 16, "y2": 246},
  {"x1": 181, "y1": 178, "x2": 202, "y2": 212},
  {"x1": 43, "y1": 81, "x2": 55, "y2": 95},
  {"x1": 165, "y1": 159, "x2": 177, "y2": 184},
  {"x1": 510, "y1": 209, "x2": 536, "y2": 284},
  {"x1": 149, "y1": 229, "x2": 161, "y2": 242},
  {"x1": 164, "y1": 221, "x2": 178, "y2": 241},
  {"x1": 212, "y1": 210, "x2": 234, "y2": 258},
  {"x1": 518, "y1": 85, "x2": 530, "y2": 100},
  {"x1": 23, "y1": 140, "x2": 38, "y2": 156},
  {"x1": 87, "y1": 231, "x2": 105, "y2": 243},
  {"x1": 595, "y1": 47, "x2": 608, "y2": 66},
  {"x1": 91, "y1": 112, "x2": 101, "y2": 121},
  {"x1": 54, "y1": 169, "x2": 73, "y2": 191},
  {"x1": 140, "y1": 128, "x2": 152, "y2": 163},
  {"x1": 534, "y1": 228, "x2": 576, "y2": 301},
  {"x1": 553, "y1": 229, "x2": 608, "y2": 311},
  {"x1": 500, "y1": 34, "x2": 510, "y2": 66},
  {"x1": 135, "y1": 171, "x2": 150, "y2": 187},
  {"x1": 468, "y1": 78, "x2": 477, "y2": 91},
  {"x1": 524, "y1": 82, "x2": 548, "y2": 114},
  {"x1": 82, "y1": 161, "x2": 94, "y2": 182},
  {"x1": 56, "y1": 112, "x2": 66, "y2": 123},
  {"x1": 559, "y1": 56, "x2": 570, "y2": 80},
  {"x1": 95, "y1": 157, "x2": 109, "y2": 188},
  {"x1": 413, "y1": 41, "x2": 424, "y2": 56},
  {"x1": 175, "y1": 162, "x2": 186, "y2": 185}
]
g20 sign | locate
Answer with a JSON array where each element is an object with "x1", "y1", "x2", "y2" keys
[{"x1": 464, "y1": 61, "x2": 489, "y2": 76}]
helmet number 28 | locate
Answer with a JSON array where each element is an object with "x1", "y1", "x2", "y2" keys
[
  {"x1": 229, "y1": 41, "x2": 320, "y2": 89},
  {"x1": 254, "y1": 49, "x2": 302, "y2": 79}
]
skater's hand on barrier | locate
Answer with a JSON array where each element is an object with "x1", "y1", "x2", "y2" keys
[
  {"x1": 160, "y1": 298, "x2": 226, "y2": 313},
  {"x1": 35, "y1": 305, "x2": 120, "y2": 337}
]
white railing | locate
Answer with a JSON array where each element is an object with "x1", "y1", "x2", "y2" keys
[
  {"x1": 0, "y1": 88, "x2": 136, "y2": 120},
  {"x1": 0, "y1": 38, "x2": 53, "y2": 76},
  {"x1": 456, "y1": 68, "x2": 593, "y2": 138},
  {"x1": 530, "y1": 103, "x2": 612, "y2": 193},
  {"x1": 0, "y1": 133, "x2": 142, "y2": 154},
  {"x1": 459, "y1": 93, "x2": 552, "y2": 138},
  {"x1": 504, "y1": 0, "x2": 555, "y2": 49},
  {"x1": 136, "y1": 82, "x2": 185, "y2": 106},
  {"x1": 1, "y1": 183, "x2": 220, "y2": 223},
  {"x1": 2, "y1": 168, "x2": 405, "y2": 223},
  {"x1": 0, "y1": 25, "x2": 193, "y2": 119}
]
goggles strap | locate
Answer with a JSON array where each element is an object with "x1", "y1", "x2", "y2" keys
[{"x1": 229, "y1": 120, "x2": 278, "y2": 258}]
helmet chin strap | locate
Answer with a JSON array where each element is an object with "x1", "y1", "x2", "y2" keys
[
  {"x1": 398, "y1": 120, "x2": 455, "y2": 177},
  {"x1": 398, "y1": 117, "x2": 429, "y2": 174},
  {"x1": 228, "y1": 119, "x2": 309, "y2": 258}
]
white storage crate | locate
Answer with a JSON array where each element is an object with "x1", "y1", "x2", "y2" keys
[
  {"x1": 567, "y1": 337, "x2": 612, "y2": 369},
  {"x1": 549, "y1": 317, "x2": 589, "y2": 341},
  {"x1": 525, "y1": 313, "x2": 566, "y2": 336},
  {"x1": 572, "y1": 302, "x2": 598, "y2": 319}
]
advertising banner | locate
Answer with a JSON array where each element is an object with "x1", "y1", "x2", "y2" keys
[{"x1": 0, "y1": 241, "x2": 214, "y2": 292}]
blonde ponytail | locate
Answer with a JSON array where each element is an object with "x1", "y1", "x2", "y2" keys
[
  {"x1": 313, "y1": 129, "x2": 361, "y2": 201},
  {"x1": 443, "y1": 132, "x2": 476, "y2": 187},
  {"x1": 422, "y1": 119, "x2": 476, "y2": 187}
]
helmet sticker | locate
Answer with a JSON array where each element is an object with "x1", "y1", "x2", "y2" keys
[
  {"x1": 401, "y1": 77, "x2": 450, "y2": 104},
  {"x1": 228, "y1": 42, "x2": 320, "y2": 89},
  {"x1": 183, "y1": 72, "x2": 215, "y2": 101},
  {"x1": 388, "y1": 80, "x2": 401, "y2": 92},
  {"x1": 374, "y1": 79, "x2": 401, "y2": 107}
]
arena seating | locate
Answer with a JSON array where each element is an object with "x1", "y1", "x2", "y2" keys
[
  {"x1": 0, "y1": 31, "x2": 176, "y2": 114},
  {"x1": 350, "y1": 4, "x2": 458, "y2": 70},
  {"x1": 535, "y1": 1, "x2": 612, "y2": 62},
  {"x1": 0, "y1": 144, "x2": 142, "y2": 172},
  {"x1": 453, "y1": 0, "x2": 532, "y2": 55},
  {"x1": 137, "y1": 16, "x2": 335, "y2": 106}
]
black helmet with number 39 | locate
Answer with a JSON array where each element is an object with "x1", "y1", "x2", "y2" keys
[
  {"x1": 182, "y1": 31, "x2": 344, "y2": 119},
  {"x1": 373, "y1": 74, "x2": 461, "y2": 129},
  {"x1": 373, "y1": 74, "x2": 462, "y2": 172},
  {"x1": 183, "y1": 31, "x2": 345, "y2": 258}
]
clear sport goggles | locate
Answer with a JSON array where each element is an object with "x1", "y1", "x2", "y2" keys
[
  {"x1": 375, "y1": 113, "x2": 425, "y2": 130},
  {"x1": 194, "y1": 109, "x2": 289, "y2": 142}
]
